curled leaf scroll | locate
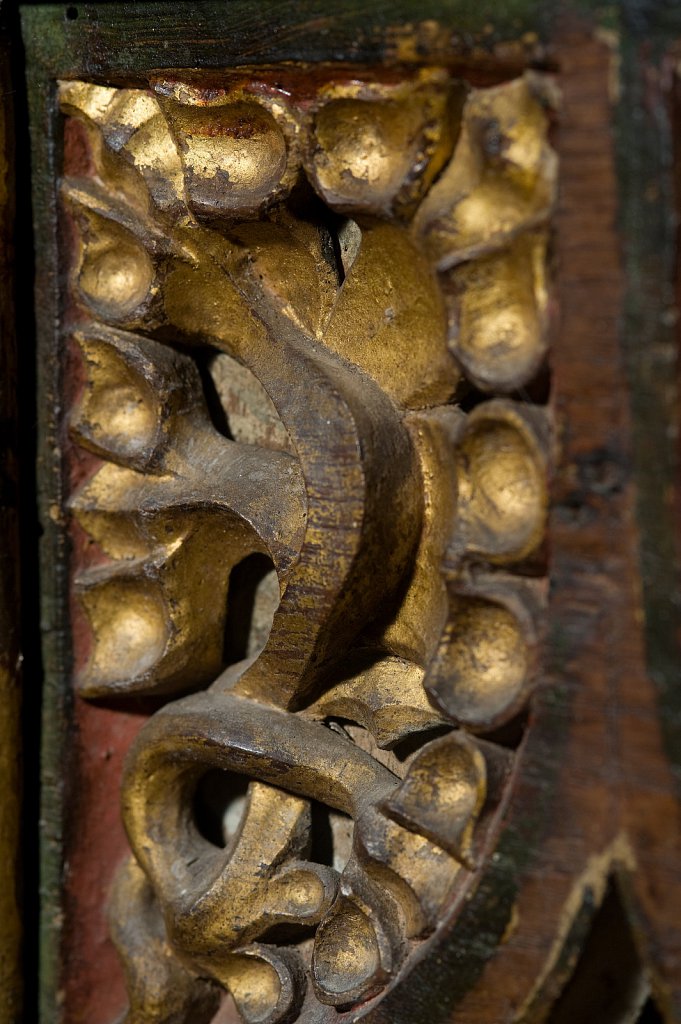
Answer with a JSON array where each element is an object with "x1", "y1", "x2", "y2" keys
[{"x1": 60, "y1": 66, "x2": 555, "y2": 1023}]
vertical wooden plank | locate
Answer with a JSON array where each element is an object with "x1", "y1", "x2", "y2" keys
[{"x1": 0, "y1": 23, "x2": 22, "y2": 1024}]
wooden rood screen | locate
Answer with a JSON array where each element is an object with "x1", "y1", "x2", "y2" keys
[{"x1": 0, "y1": 2, "x2": 678, "y2": 1022}]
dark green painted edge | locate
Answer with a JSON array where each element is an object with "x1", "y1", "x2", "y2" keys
[
  {"x1": 614, "y1": 6, "x2": 681, "y2": 785},
  {"x1": 20, "y1": 44, "x2": 68, "y2": 1024},
  {"x1": 21, "y1": 0, "x2": 555, "y2": 81}
]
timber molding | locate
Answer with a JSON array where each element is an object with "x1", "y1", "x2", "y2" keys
[
  {"x1": 19, "y1": 4, "x2": 681, "y2": 1024},
  {"x1": 59, "y1": 69, "x2": 555, "y2": 1023}
]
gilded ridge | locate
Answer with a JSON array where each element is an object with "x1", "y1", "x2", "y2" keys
[{"x1": 60, "y1": 66, "x2": 556, "y2": 1023}]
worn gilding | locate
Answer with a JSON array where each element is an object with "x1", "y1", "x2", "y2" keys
[{"x1": 59, "y1": 67, "x2": 555, "y2": 1023}]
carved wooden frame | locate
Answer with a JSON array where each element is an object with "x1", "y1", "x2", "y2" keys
[{"x1": 19, "y1": 4, "x2": 681, "y2": 1023}]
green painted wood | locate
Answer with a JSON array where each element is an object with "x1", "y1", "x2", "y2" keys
[{"x1": 21, "y1": 0, "x2": 553, "y2": 80}]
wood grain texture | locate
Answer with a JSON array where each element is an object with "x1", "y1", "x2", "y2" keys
[
  {"x1": 0, "y1": 27, "x2": 22, "y2": 1024},
  {"x1": 20, "y1": 3, "x2": 681, "y2": 1023},
  {"x1": 22, "y1": 0, "x2": 551, "y2": 80}
]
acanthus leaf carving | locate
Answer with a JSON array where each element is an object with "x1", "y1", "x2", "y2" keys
[{"x1": 59, "y1": 65, "x2": 556, "y2": 1023}]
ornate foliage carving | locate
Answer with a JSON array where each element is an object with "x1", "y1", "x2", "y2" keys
[{"x1": 60, "y1": 66, "x2": 555, "y2": 1023}]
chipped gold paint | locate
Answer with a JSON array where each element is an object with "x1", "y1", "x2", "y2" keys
[
  {"x1": 59, "y1": 65, "x2": 556, "y2": 1024},
  {"x1": 443, "y1": 232, "x2": 548, "y2": 392},
  {"x1": 413, "y1": 74, "x2": 556, "y2": 270}
]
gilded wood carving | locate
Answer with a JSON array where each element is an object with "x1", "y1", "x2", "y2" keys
[{"x1": 59, "y1": 67, "x2": 555, "y2": 1023}]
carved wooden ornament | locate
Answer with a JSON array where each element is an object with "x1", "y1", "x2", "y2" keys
[{"x1": 59, "y1": 65, "x2": 555, "y2": 1024}]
